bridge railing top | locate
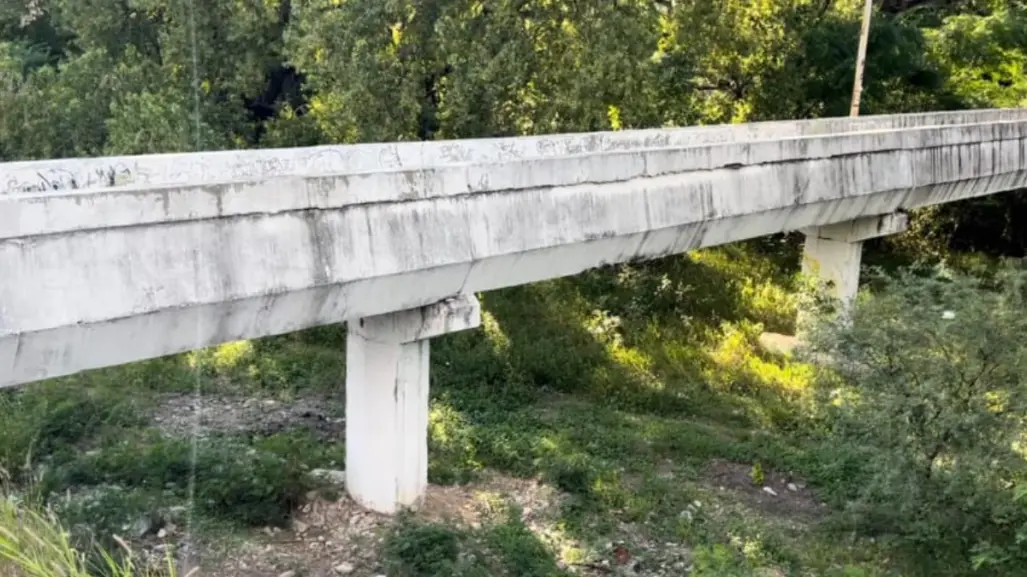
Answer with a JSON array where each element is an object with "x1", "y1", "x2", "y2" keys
[
  {"x1": 2, "y1": 116, "x2": 1026, "y2": 240},
  {"x1": 1, "y1": 108, "x2": 1025, "y2": 198}
]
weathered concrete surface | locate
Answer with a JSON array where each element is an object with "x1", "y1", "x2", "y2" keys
[
  {"x1": 3, "y1": 108, "x2": 1025, "y2": 199},
  {"x1": 346, "y1": 295, "x2": 481, "y2": 513},
  {"x1": 802, "y1": 212, "x2": 911, "y2": 308},
  {"x1": 803, "y1": 212, "x2": 910, "y2": 244},
  {"x1": 2, "y1": 110, "x2": 1027, "y2": 387}
]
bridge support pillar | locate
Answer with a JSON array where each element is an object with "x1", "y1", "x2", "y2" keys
[
  {"x1": 801, "y1": 212, "x2": 909, "y2": 311},
  {"x1": 345, "y1": 294, "x2": 481, "y2": 514}
]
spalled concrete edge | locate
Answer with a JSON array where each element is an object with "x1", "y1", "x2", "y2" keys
[
  {"x1": 351, "y1": 294, "x2": 482, "y2": 344},
  {"x1": 2, "y1": 108, "x2": 1026, "y2": 199},
  {"x1": 3, "y1": 123, "x2": 1025, "y2": 239}
]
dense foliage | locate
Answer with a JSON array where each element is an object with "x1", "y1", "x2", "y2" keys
[
  {"x1": 2, "y1": 0, "x2": 1026, "y2": 253},
  {"x1": 804, "y1": 266, "x2": 1027, "y2": 575}
]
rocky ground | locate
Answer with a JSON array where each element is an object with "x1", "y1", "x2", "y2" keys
[
  {"x1": 46, "y1": 392, "x2": 832, "y2": 577},
  {"x1": 151, "y1": 393, "x2": 345, "y2": 441},
  {"x1": 201, "y1": 473, "x2": 569, "y2": 577}
]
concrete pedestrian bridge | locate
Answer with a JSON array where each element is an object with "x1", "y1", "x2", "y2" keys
[{"x1": 3, "y1": 108, "x2": 1027, "y2": 512}]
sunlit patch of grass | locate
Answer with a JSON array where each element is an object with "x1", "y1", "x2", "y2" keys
[
  {"x1": 0, "y1": 237, "x2": 890, "y2": 575},
  {"x1": 186, "y1": 337, "x2": 346, "y2": 397},
  {"x1": 701, "y1": 321, "x2": 816, "y2": 429},
  {"x1": 0, "y1": 491, "x2": 182, "y2": 577},
  {"x1": 480, "y1": 310, "x2": 511, "y2": 351},
  {"x1": 688, "y1": 242, "x2": 802, "y2": 334},
  {"x1": 428, "y1": 403, "x2": 484, "y2": 485},
  {"x1": 707, "y1": 322, "x2": 813, "y2": 394},
  {"x1": 199, "y1": 340, "x2": 255, "y2": 372},
  {"x1": 588, "y1": 311, "x2": 662, "y2": 392}
]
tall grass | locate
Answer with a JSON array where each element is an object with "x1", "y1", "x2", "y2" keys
[{"x1": 0, "y1": 491, "x2": 181, "y2": 577}]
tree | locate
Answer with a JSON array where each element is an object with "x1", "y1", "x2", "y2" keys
[{"x1": 805, "y1": 265, "x2": 1027, "y2": 573}]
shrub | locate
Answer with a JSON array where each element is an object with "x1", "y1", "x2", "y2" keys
[
  {"x1": 381, "y1": 515, "x2": 465, "y2": 576},
  {"x1": 0, "y1": 384, "x2": 143, "y2": 482},
  {"x1": 803, "y1": 264, "x2": 1027, "y2": 574},
  {"x1": 56, "y1": 435, "x2": 310, "y2": 528},
  {"x1": 380, "y1": 508, "x2": 568, "y2": 577}
]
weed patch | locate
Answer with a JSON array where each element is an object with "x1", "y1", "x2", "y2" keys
[
  {"x1": 0, "y1": 383, "x2": 145, "y2": 482},
  {"x1": 381, "y1": 507, "x2": 570, "y2": 577},
  {"x1": 50, "y1": 433, "x2": 312, "y2": 528}
]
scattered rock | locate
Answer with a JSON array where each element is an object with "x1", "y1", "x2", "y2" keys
[
  {"x1": 703, "y1": 459, "x2": 826, "y2": 521},
  {"x1": 152, "y1": 393, "x2": 344, "y2": 441},
  {"x1": 613, "y1": 545, "x2": 631, "y2": 565},
  {"x1": 164, "y1": 505, "x2": 189, "y2": 523},
  {"x1": 310, "y1": 469, "x2": 347, "y2": 486},
  {"x1": 277, "y1": 572, "x2": 296, "y2": 577},
  {"x1": 758, "y1": 331, "x2": 798, "y2": 356},
  {"x1": 157, "y1": 528, "x2": 168, "y2": 539},
  {"x1": 293, "y1": 520, "x2": 309, "y2": 534},
  {"x1": 130, "y1": 514, "x2": 162, "y2": 539},
  {"x1": 334, "y1": 561, "x2": 355, "y2": 574}
]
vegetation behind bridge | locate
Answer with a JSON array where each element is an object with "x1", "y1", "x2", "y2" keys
[{"x1": 3, "y1": 1, "x2": 1027, "y2": 576}]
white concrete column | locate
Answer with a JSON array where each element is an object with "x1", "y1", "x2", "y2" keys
[
  {"x1": 345, "y1": 294, "x2": 481, "y2": 514},
  {"x1": 801, "y1": 212, "x2": 909, "y2": 309},
  {"x1": 801, "y1": 235, "x2": 864, "y2": 308}
]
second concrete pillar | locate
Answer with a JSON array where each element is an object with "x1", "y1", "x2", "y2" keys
[{"x1": 801, "y1": 212, "x2": 909, "y2": 310}]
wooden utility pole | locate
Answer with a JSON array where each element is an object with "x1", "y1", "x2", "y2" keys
[{"x1": 850, "y1": 0, "x2": 874, "y2": 117}]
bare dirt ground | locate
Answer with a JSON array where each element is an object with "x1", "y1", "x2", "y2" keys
[
  {"x1": 176, "y1": 472, "x2": 567, "y2": 577},
  {"x1": 129, "y1": 394, "x2": 823, "y2": 577},
  {"x1": 151, "y1": 393, "x2": 345, "y2": 440},
  {"x1": 703, "y1": 459, "x2": 827, "y2": 522}
]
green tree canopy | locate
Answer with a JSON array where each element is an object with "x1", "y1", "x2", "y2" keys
[{"x1": 0, "y1": 0, "x2": 1025, "y2": 253}]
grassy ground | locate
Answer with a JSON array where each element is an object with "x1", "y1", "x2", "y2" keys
[{"x1": 1, "y1": 234, "x2": 904, "y2": 576}]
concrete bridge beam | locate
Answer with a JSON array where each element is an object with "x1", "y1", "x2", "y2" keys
[{"x1": 344, "y1": 294, "x2": 481, "y2": 513}]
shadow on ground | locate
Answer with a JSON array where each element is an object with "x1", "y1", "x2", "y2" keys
[{"x1": 0, "y1": 240, "x2": 889, "y2": 576}]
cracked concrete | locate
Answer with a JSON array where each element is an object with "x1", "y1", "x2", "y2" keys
[{"x1": 2, "y1": 111, "x2": 1027, "y2": 387}]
